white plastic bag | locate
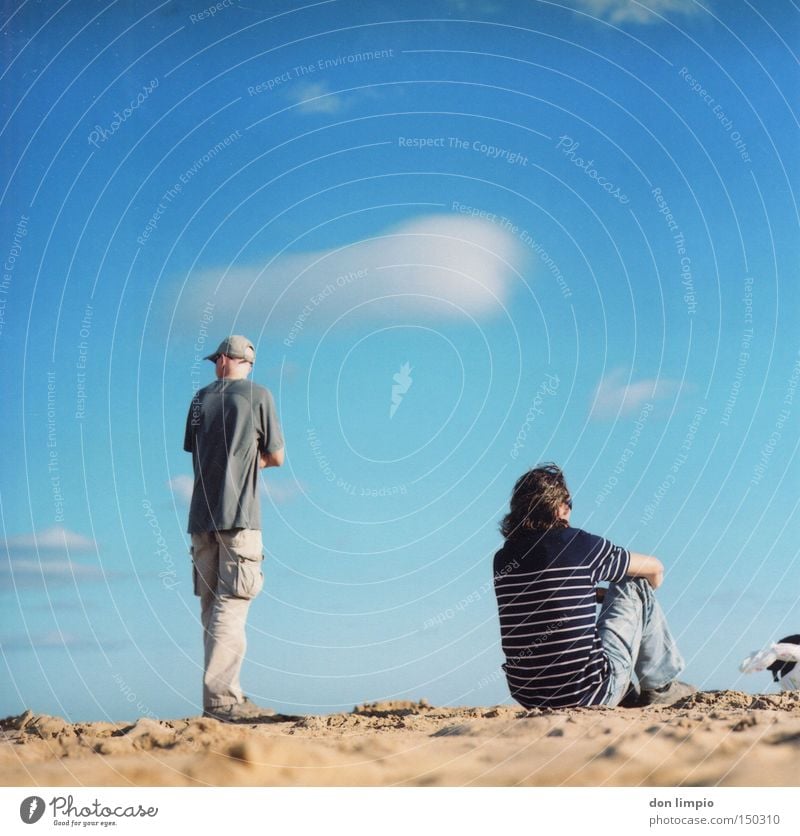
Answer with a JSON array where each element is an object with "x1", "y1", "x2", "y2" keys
[{"x1": 740, "y1": 642, "x2": 800, "y2": 691}]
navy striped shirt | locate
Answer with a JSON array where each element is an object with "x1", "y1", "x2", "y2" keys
[{"x1": 494, "y1": 527, "x2": 630, "y2": 708}]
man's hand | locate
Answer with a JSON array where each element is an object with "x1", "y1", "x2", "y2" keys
[
  {"x1": 259, "y1": 447, "x2": 285, "y2": 468},
  {"x1": 627, "y1": 552, "x2": 664, "y2": 590}
]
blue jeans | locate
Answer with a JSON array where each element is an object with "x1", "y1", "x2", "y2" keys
[{"x1": 597, "y1": 577, "x2": 684, "y2": 706}]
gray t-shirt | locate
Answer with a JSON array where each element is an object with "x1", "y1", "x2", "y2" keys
[{"x1": 184, "y1": 378, "x2": 284, "y2": 534}]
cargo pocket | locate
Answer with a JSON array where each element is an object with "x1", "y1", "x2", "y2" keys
[{"x1": 233, "y1": 554, "x2": 264, "y2": 599}]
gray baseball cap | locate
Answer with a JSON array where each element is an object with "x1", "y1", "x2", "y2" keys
[{"x1": 204, "y1": 335, "x2": 256, "y2": 363}]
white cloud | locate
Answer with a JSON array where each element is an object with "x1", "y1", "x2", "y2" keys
[
  {"x1": 446, "y1": 0, "x2": 503, "y2": 12},
  {"x1": 5, "y1": 559, "x2": 102, "y2": 576},
  {"x1": 168, "y1": 475, "x2": 194, "y2": 504},
  {"x1": 1, "y1": 528, "x2": 105, "y2": 588},
  {"x1": 1, "y1": 630, "x2": 121, "y2": 651},
  {"x1": 564, "y1": 0, "x2": 703, "y2": 25},
  {"x1": 3, "y1": 526, "x2": 96, "y2": 552},
  {"x1": 292, "y1": 81, "x2": 345, "y2": 114},
  {"x1": 180, "y1": 214, "x2": 525, "y2": 335},
  {"x1": 591, "y1": 369, "x2": 684, "y2": 419},
  {"x1": 261, "y1": 478, "x2": 304, "y2": 504}
]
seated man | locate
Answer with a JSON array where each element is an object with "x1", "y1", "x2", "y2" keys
[{"x1": 493, "y1": 463, "x2": 695, "y2": 708}]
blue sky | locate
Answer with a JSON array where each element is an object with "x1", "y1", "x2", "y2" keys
[{"x1": 0, "y1": 0, "x2": 798, "y2": 722}]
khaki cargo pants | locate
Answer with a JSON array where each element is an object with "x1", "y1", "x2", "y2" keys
[{"x1": 191, "y1": 528, "x2": 264, "y2": 709}]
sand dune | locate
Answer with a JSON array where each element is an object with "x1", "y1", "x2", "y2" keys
[{"x1": 2, "y1": 691, "x2": 799, "y2": 787}]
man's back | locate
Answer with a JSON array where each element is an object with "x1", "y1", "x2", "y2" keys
[{"x1": 184, "y1": 377, "x2": 281, "y2": 534}]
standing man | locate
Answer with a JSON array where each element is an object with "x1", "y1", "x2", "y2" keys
[
  {"x1": 494, "y1": 463, "x2": 695, "y2": 709},
  {"x1": 184, "y1": 335, "x2": 284, "y2": 721}
]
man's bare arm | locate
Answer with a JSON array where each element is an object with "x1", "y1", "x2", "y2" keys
[
  {"x1": 627, "y1": 552, "x2": 664, "y2": 589},
  {"x1": 259, "y1": 447, "x2": 285, "y2": 468}
]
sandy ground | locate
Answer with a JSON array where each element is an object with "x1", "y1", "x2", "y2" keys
[{"x1": 2, "y1": 691, "x2": 799, "y2": 787}]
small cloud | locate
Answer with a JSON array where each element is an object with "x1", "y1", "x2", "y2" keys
[
  {"x1": 265, "y1": 359, "x2": 302, "y2": 381},
  {"x1": 261, "y1": 478, "x2": 303, "y2": 504},
  {"x1": 445, "y1": 0, "x2": 503, "y2": 12},
  {"x1": 0, "y1": 631, "x2": 124, "y2": 652},
  {"x1": 292, "y1": 82, "x2": 344, "y2": 114},
  {"x1": 591, "y1": 369, "x2": 683, "y2": 419},
  {"x1": 1, "y1": 558, "x2": 105, "y2": 579},
  {"x1": 0, "y1": 555, "x2": 107, "y2": 590},
  {"x1": 168, "y1": 475, "x2": 194, "y2": 504},
  {"x1": 563, "y1": 0, "x2": 703, "y2": 25},
  {"x1": 2, "y1": 526, "x2": 96, "y2": 552}
]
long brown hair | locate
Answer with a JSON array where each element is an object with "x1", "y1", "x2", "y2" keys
[{"x1": 500, "y1": 463, "x2": 570, "y2": 539}]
